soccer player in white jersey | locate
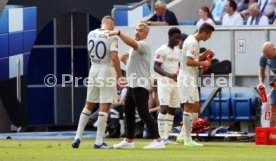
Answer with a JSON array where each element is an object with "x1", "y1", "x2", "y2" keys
[
  {"x1": 154, "y1": 27, "x2": 181, "y2": 144},
  {"x1": 72, "y1": 16, "x2": 122, "y2": 149},
  {"x1": 178, "y1": 23, "x2": 215, "y2": 147}
]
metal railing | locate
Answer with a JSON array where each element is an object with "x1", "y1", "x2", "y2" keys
[
  {"x1": 111, "y1": 0, "x2": 154, "y2": 20},
  {"x1": 200, "y1": 87, "x2": 222, "y2": 125}
]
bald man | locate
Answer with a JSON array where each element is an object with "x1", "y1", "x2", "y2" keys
[{"x1": 258, "y1": 41, "x2": 276, "y2": 127}]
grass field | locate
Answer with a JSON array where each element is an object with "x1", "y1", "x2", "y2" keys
[{"x1": 0, "y1": 138, "x2": 276, "y2": 161}]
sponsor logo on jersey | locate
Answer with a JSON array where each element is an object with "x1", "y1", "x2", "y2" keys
[{"x1": 167, "y1": 57, "x2": 179, "y2": 62}]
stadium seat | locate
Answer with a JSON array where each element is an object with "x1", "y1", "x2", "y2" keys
[
  {"x1": 230, "y1": 87, "x2": 255, "y2": 121},
  {"x1": 212, "y1": 88, "x2": 232, "y2": 120},
  {"x1": 113, "y1": 5, "x2": 151, "y2": 26},
  {"x1": 200, "y1": 87, "x2": 213, "y2": 120},
  {"x1": 178, "y1": 20, "x2": 196, "y2": 26},
  {"x1": 215, "y1": 20, "x2": 222, "y2": 25},
  {"x1": 243, "y1": 19, "x2": 247, "y2": 25},
  {"x1": 113, "y1": 5, "x2": 128, "y2": 26}
]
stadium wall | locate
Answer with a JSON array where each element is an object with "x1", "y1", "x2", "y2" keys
[{"x1": 115, "y1": 25, "x2": 276, "y2": 87}]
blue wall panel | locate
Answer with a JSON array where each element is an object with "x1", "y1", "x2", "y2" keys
[
  {"x1": 23, "y1": 7, "x2": 37, "y2": 30},
  {"x1": 113, "y1": 5, "x2": 128, "y2": 26},
  {"x1": 0, "y1": 9, "x2": 8, "y2": 33},
  {"x1": 9, "y1": 32, "x2": 23, "y2": 56},
  {"x1": 0, "y1": 57, "x2": 9, "y2": 81},
  {"x1": 23, "y1": 52, "x2": 30, "y2": 74},
  {"x1": 23, "y1": 29, "x2": 36, "y2": 53},
  {"x1": 0, "y1": 33, "x2": 8, "y2": 58}
]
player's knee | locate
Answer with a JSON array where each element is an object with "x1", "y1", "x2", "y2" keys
[
  {"x1": 159, "y1": 105, "x2": 168, "y2": 114},
  {"x1": 85, "y1": 102, "x2": 95, "y2": 110}
]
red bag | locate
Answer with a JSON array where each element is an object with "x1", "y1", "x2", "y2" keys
[{"x1": 192, "y1": 118, "x2": 210, "y2": 133}]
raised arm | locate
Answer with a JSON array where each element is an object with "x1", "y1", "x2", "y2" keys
[{"x1": 108, "y1": 30, "x2": 138, "y2": 50}]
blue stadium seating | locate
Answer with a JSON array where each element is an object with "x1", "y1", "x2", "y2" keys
[
  {"x1": 230, "y1": 87, "x2": 255, "y2": 121},
  {"x1": 200, "y1": 87, "x2": 256, "y2": 122},
  {"x1": 178, "y1": 20, "x2": 196, "y2": 26},
  {"x1": 212, "y1": 88, "x2": 232, "y2": 120},
  {"x1": 113, "y1": 5, "x2": 151, "y2": 26},
  {"x1": 200, "y1": 87, "x2": 213, "y2": 119}
]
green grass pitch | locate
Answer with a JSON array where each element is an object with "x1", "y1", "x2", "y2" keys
[{"x1": 1, "y1": 139, "x2": 276, "y2": 161}]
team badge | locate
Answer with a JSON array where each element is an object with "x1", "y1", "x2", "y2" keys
[{"x1": 156, "y1": 54, "x2": 160, "y2": 59}]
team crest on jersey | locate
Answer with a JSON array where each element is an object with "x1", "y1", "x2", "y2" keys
[
  {"x1": 191, "y1": 51, "x2": 195, "y2": 55},
  {"x1": 156, "y1": 54, "x2": 160, "y2": 59},
  {"x1": 115, "y1": 43, "x2": 118, "y2": 48}
]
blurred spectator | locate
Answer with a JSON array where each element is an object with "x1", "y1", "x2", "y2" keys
[
  {"x1": 211, "y1": 0, "x2": 228, "y2": 21},
  {"x1": 274, "y1": 7, "x2": 276, "y2": 24},
  {"x1": 246, "y1": 3, "x2": 269, "y2": 25},
  {"x1": 196, "y1": 6, "x2": 216, "y2": 27},
  {"x1": 239, "y1": 0, "x2": 258, "y2": 19},
  {"x1": 144, "y1": 0, "x2": 178, "y2": 26},
  {"x1": 222, "y1": 0, "x2": 244, "y2": 25},
  {"x1": 258, "y1": 0, "x2": 276, "y2": 19}
]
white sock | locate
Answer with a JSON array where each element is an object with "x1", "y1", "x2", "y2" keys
[
  {"x1": 95, "y1": 112, "x2": 108, "y2": 145},
  {"x1": 165, "y1": 114, "x2": 174, "y2": 139},
  {"x1": 179, "y1": 125, "x2": 185, "y2": 137},
  {"x1": 183, "y1": 112, "x2": 193, "y2": 142},
  {"x1": 191, "y1": 113, "x2": 197, "y2": 132},
  {"x1": 119, "y1": 119, "x2": 125, "y2": 135},
  {"x1": 179, "y1": 112, "x2": 185, "y2": 137},
  {"x1": 75, "y1": 108, "x2": 91, "y2": 140},
  {"x1": 157, "y1": 113, "x2": 167, "y2": 139}
]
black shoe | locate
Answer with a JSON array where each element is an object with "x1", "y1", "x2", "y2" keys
[{"x1": 72, "y1": 138, "x2": 81, "y2": 148}]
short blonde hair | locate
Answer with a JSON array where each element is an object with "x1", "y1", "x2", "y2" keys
[
  {"x1": 249, "y1": 3, "x2": 260, "y2": 12},
  {"x1": 101, "y1": 15, "x2": 114, "y2": 25}
]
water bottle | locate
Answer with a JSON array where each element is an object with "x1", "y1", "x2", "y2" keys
[
  {"x1": 259, "y1": 87, "x2": 268, "y2": 103},
  {"x1": 203, "y1": 55, "x2": 212, "y2": 71}
]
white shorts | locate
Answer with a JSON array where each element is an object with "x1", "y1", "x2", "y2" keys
[
  {"x1": 178, "y1": 74, "x2": 199, "y2": 104},
  {"x1": 157, "y1": 79, "x2": 180, "y2": 108},
  {"x1": 86, "y1": 66, "x2": 117, "y2": 103}
]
